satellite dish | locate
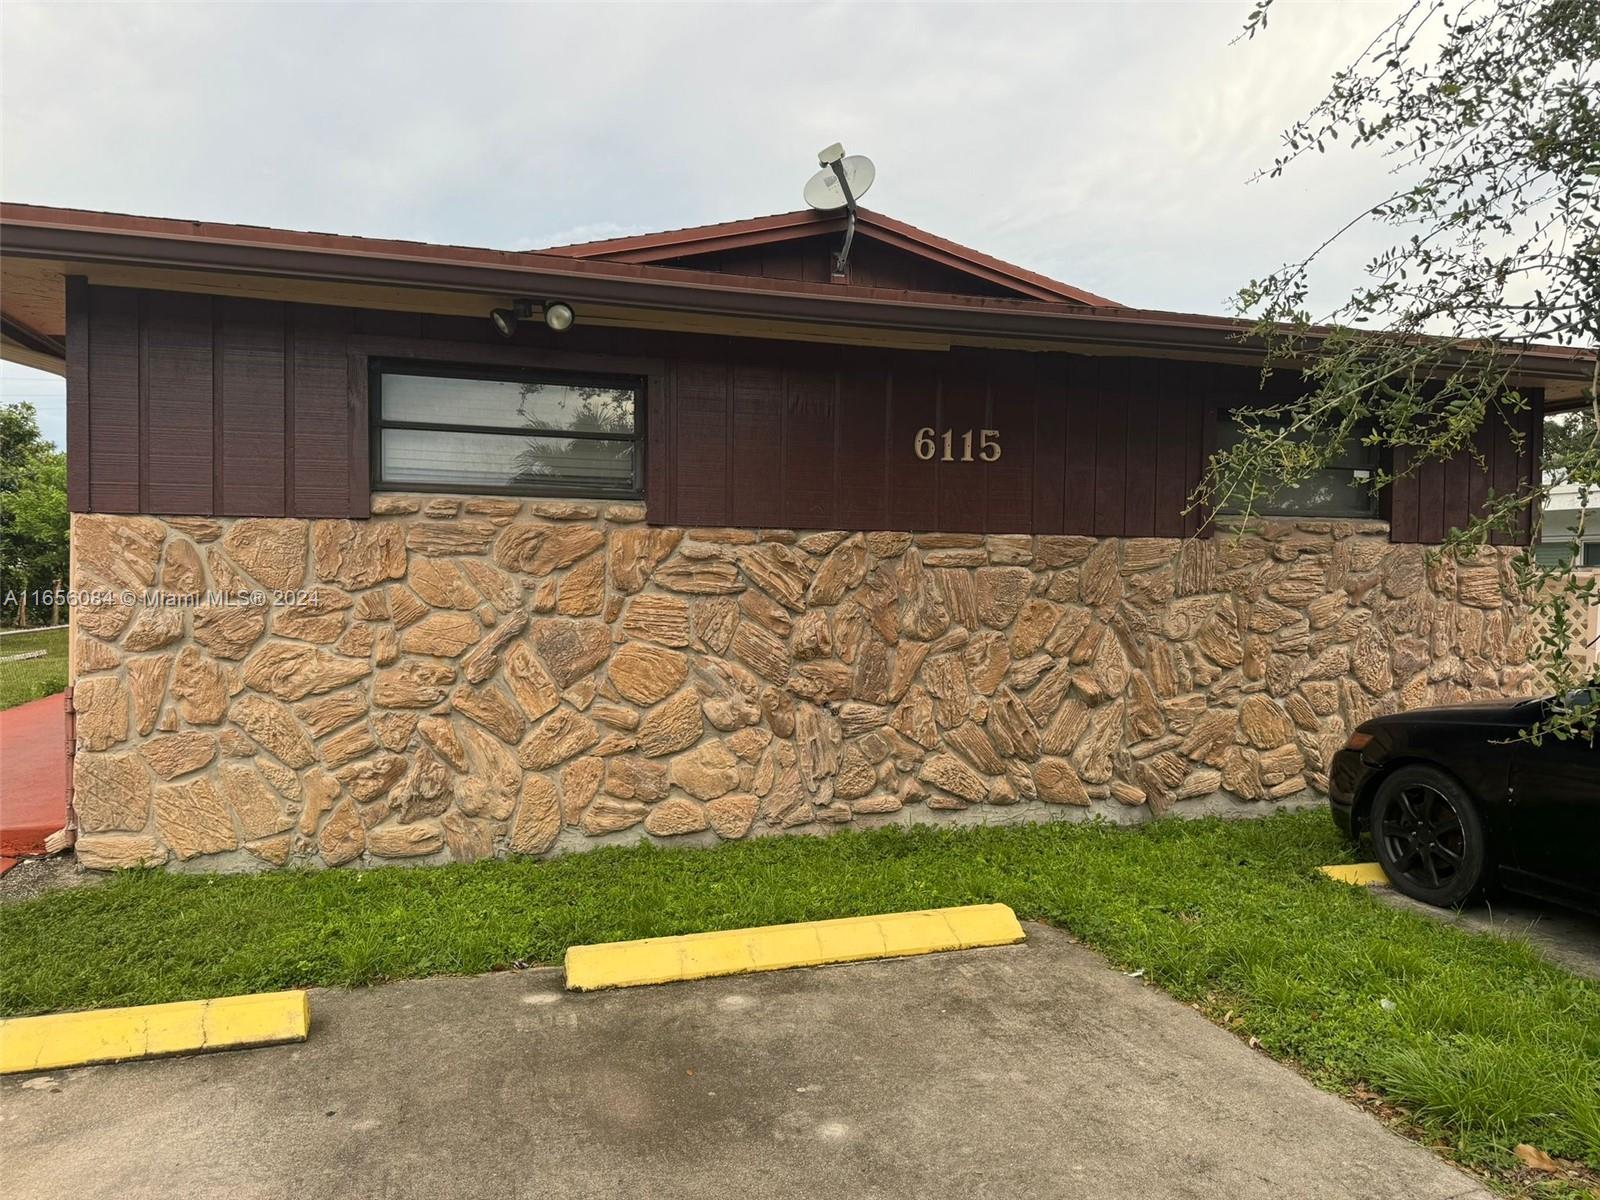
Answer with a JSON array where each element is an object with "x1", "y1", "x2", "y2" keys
[{"x1": 804, "y1": 155, "x2": 876, "y2": 211}]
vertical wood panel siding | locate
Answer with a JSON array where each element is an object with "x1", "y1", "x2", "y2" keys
[
  {"x1": 985, "y1": 357, "x2": 1038, "y2": 532},
  {"x1": 728, "y1": 367, "x2": 780, "y2": 527},
  {"x1": 1121, "y1": 359, "x2": 1159, "y2": 537},
  {"x1": 70, "y1": 284, "x2": 369, "y2": 519},
  {"x1": 659, "y1": 352, "x2": 1216, "y2": 537},
  {"x1": 936, "y1": 366, "x2": 988, "y2": 532},
  {"x1": 674, "y1": 362, "x2": 733, "y2": 526},
  {"x1": 836, "y1": 370, "x2": 890, "y2": 529},
  {"x1": 85, "y1": 285, "x2": 141, "y2": 513},
  {"x1": 290, "y1": 305, "x2": 354, "y2": 518},
  {"x1": 65, "y1": 281, "x2": 1538, "y2": 542},
  {"x1": 671, "y1": 237, "x2": 1019, "y2": 298},
  {"x1": 64, "y1": 277, "x2": 90, "y2": 512},
  {"x1": 218, "y1": 297, "x2": 287, "y2": 515},
  {"x1": 1030, "y1": 360, "x2": 1068, "y2": 536},
  {"x1": 886, "y1": 364, "x2": 940, "y2": 532},
  {"x1": 1090, "y1": 361, "x2": 1130, "y2": 535},
  {"x1": 142, "y1": 291, "x2": 214, "y2": 514},
  {"x1": 1382, "y1": 395, "x2": 1541, "y2": 545}
]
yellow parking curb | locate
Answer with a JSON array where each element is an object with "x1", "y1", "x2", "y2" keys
[
  {"x1": 1319, "y1": 862, "x2": 1391, "y2": 886},
  {"x1": 564, "y1": 904, "x2": 1026, "y2": 991},
  {"x1": 0, "y1": 990, "x2": 310, "y2": 1075}
]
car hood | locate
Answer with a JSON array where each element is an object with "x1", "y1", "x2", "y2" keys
[{"x1": 1361, "y1": 697, "x2": 1542, "y2": 729}]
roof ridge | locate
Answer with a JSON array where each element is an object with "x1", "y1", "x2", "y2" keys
[{"x1": 538, "y1": 209, "x2": 827, "y2": 255}]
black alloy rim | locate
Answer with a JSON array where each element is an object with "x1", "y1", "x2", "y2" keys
[{"x1": 1379, "y1": 784, "x2": 1467, "y2": 891}]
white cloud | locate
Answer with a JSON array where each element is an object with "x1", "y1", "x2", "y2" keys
[
  {"x1": 2, "y1": 0, "x2": 1412, "y2": 425},
  {"x1": 1, "y1": 362, "x2": 65, "y2": 449}
]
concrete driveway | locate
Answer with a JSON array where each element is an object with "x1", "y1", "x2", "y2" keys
[{"x1": 0, "y1": 924, "x2": 1490, "y2": 1200}]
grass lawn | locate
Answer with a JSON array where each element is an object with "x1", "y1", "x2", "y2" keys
[
  {"x1": 0, "y1": 627, "x2": 68, "y2": 709},
  {"x1": 2, "y1": 809, "x2": 1595, "y2": 1186}
]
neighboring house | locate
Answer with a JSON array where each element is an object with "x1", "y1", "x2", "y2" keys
[
  {"x1": 1538, "y1": 482, "x2": 1600, "y2": 666},
  {"x1": 1538, "y1": 482, "x2": 1600, "y2": 569},
  {"x1": 0, "y1": 201, "x2": 1592, "y2": 872}
]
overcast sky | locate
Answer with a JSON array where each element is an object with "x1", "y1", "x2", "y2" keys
[{"x1": 1, "y1": 0, "x2": 1401, "y2": 450}]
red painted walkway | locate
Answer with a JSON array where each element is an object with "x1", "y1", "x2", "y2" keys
[{"x1": 0, "y1": 691, "x2": 68, "y2": 870}]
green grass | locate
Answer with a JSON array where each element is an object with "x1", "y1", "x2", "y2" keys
[
  {"x1": 0, "y1": 626, "x2": 68, "y2": 709},
  {"x1": 2, "y1": 809, "x2": 1595, "y2": 1181}
]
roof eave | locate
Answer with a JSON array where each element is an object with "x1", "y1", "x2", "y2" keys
[
  {"x1": 1, "y1": 207, "x2": 1593, "y2": 392},
  {"x1": 0, "y1": 212, "x2": 1245, "y2": 355}
]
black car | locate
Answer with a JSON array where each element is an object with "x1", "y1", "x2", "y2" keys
[{"x1": 1329, "y1": 692, "x2": 1599, "y2": 913}]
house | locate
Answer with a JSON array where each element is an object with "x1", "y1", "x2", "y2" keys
[
  {"x1": 1, "y1": 201, "x2": 1591, "y2": 870},
  {"x1": 1538, "y1": 483, "x2": 1600, "y2": 570}
]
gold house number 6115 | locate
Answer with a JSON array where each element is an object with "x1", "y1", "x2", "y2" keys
[{"x1": 914, "y1": 427, "x2": 1001, "y2": 462}]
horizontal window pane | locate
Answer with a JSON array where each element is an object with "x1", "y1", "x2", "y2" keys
[
  {"x1": 1218, "y1": 410, "x2": 1377, "y2": 517},
  {"x1": 1254, "y1": 470, "x2": 1375, "y2": 516},
  {"x1": 1534, "y1": 541, "x2": 1571, "y2": 569},
  {"x1": 381, "y1": 373, "x2": 636, "y2": 435},
  {"x1": 380, "y1": 428, "x2": 637, "y2": 491}
]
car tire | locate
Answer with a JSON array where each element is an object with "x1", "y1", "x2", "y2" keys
[{"x1": 1370, "y1": 765, "x2": 1489, "y2": 908}]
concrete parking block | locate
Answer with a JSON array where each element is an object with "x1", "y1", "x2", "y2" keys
[{"x1": 564, "y1": 903, "x2": 1026, "y2": 990}]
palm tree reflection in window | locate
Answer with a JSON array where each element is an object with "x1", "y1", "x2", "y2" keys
[{"x1": 512, "y1": 382, "x2": 636, "y2": 488}]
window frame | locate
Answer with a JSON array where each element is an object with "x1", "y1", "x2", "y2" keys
[{"x1": 369, "y1": 357, "x2": 647, "y2": 500}]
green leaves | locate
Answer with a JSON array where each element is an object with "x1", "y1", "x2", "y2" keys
[
  {"x1": 0, "y1": 402, "x2": 67, "y2": 626},
  {"x1": 1216, "y1": 0, "x2": 1600, "y2": 730}
]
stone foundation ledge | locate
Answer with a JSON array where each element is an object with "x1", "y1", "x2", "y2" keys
[
  {"x1": 87, "y1": 789, "x2": 1332, "y2": 876},
  {"x1": 64, "y1": 497, "x2": 1538, "y2": 871}
]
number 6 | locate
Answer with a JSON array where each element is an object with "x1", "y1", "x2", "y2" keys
[{"x1": 914, "y1": 427, "x2": 936, "y2": 460}]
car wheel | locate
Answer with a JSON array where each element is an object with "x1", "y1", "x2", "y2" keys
[{"x1": 1370, "y1": 765, "x2": 1489, "y2": 908}]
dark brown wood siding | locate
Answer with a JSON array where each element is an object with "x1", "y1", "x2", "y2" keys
[
  {"x1": 216, "y1": 298, "x2": 288, "y2": 515},
  {"x1": 649, "y1": 350, "x2": 1208, "y2": 537},
  {"x1": 69, "y1": 282, "x2": 362, "y2": 518},
  {"x1": 66, "y1": 281, "x2": 1537, "y2": 543},
  {"x1": 1384, "y1": 393, "x2": 1542, "y2": 546},
  {"x1": 667, "y1": 235, "x2": 1020, "y2": 297}
]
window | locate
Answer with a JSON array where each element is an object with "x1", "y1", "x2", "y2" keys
[
  {"x1": 1534, "y1": 540, "x2": 1600, "y2": 569},
  {"x1": 1217, "y1": 410, "x2": 1379, "y2": 518},
  {"x1": 372, "y1": 363, "x2": 643, "y2": 498}
]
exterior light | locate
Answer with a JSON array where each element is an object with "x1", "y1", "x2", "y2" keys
[{"x1": 490, "y1": 298, "x2": 558, "y2": 338}]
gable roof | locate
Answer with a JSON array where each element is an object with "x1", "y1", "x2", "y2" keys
[{"x1": 540, "y1": 208, "x2": 1119, "y2": 307}]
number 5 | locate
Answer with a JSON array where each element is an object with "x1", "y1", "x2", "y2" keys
[
  {"x1": 914, "y1": 427, "x2": 936, "y2": 460},
  {"x1": 979, "y1": 429, "x2": 1001, "y2": 462}
]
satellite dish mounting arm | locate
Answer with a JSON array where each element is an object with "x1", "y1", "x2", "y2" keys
[
  {"x1": 805, "y1": 144, "x2": 875, "y2": 277},
  {"x1": 829, "y1": 162, "x2": 858, "y2": 276},
  {"x1": 819, "y1": 144, "x2": 858, "y2": 277}
]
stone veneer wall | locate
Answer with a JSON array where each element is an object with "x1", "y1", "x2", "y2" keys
[{"x1": 64, "y1": 498, "x2": 1540, "y2": 870}]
